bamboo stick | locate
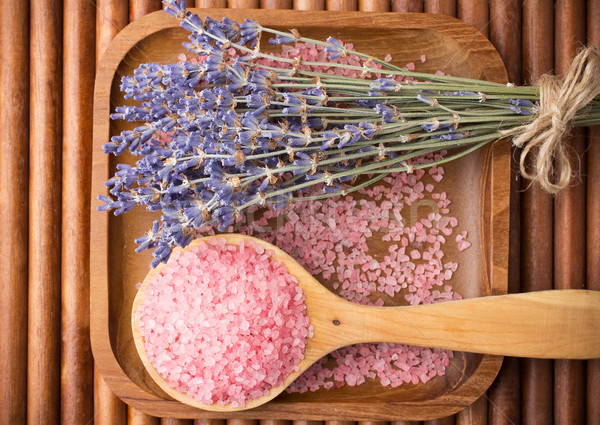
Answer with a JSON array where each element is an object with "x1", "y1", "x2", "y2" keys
[
  {"x1": 94, "y1": 367, "x2": 127, "y2": 425},
  {"x1": 262, "y1": 0, "x2": 293, "y2": 8},
  {"x1": 489, "y1": 0, "x2": 521, "y2": 88},
  {"x1": 94, "y1": 2, "x2": 129, "y2": 423},
  {"x1": 391, "y1": 0, "x2": 422, "y2": 12},
  {"x1": 0, "y1": 1, "x2": 29, "y2": 424},
  {"x1": 130, "y1": 0, "x2": 163, "y2": 19},
  {"x1": 424, "y1": 0, "x2": 455, "y2": 16},
  {"x1": 195, "y1": 420, "x2": 226, "y2": 425},
  {"x1": 61, "y1": 0, "x2": 96, "y2": 424},
  {"x1": 520, "y1": 1, "x2": 554, "y2": 424},
  {"x1": 27, "y1": 1, "x2": 61, "y2": 425},
  {"x1": 261, "y1": 420, "x2": 292, "y2": 425},
  {"x1": 553, "y1": 1, "x2": 586, "y2": 424},
  {"x1": 326, "y1": 0, "x2": 358, "y2": 10},
  {"x1": 196, "y1": 0, "x2": 228, "y2": 7},
  {"x1": 228, "y1": 0, "x2": 261, "y2": 8},
  {"x1": 456, "y1": 395, "x2": 487, "y2": 425},
  {"x1": 587, "y1": 3, "x2": 600, "y2": 424},
  {"x1": 423, "y1": 416, "x2": 454, "y2": 425},
  {"x1": 162, "y1": 419, "x2": 194, "y2": 425},
  {"x1": 294, "y1": 0, "x2": 326, "y2": 9},
  {"x1": 457, "y1": 0, "x2": 488, "y2": 38},
  {"x1": 96, "y1": 0, "x2": 129, "y2": 68},
  {"x1": 358, "y1": 0, "x2": 390, "y2": 11},
  {"x1": 129, "y1": 407, "x2": 160, "y2": 425},
  {"x1": 487, "y1": 358, "x2": 520, "y2": 425}
]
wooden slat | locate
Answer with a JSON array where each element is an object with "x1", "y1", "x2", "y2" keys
[
  {"x1": 293, "y1": 421, "x2": 324, "y2": 425},
  {"x1": 130, "y1": 0, "x2": 163, "y2": 19},
  {"x1": 456, "y1": 395, "x2": 487, "y2": 425},
  {"x1": 228, "y1": 0, "x2": 261, "y2": 8},
  {"x1": 553, "y1": 1, "x2": 587, "y2": 425},
  {"x1": 162, "y1": 419, "x2": 194, "y2": 425},
  {"x1": 61, "y1": 0, "x2": 96, "y2": 424},
  {"x1": 489, "y1": 0, "x2": 521, "y2": 84},
  {"x1": 457, "y1": 0, "x2": 488, "y2": 38},
  {"x1": 294, "y1": 0, "x2": 326, "y2": 9},
  {"x1": 587, "y1": 3, "x2": 600, "y2": 425},
  {"x1": 0, "y1": 1, "x2": 29, "y2": 424},
  {"x1": 262, "y1": 0, "x2": 294, "y2": 8},
  {"x1": 391, "y1": 421, "x2": 422, "y2": 425},
  {"x1": 96, "y1": 0, "x2": 129, "y2": 67},
  {"x1": 261, "y1": 420, "x2": 292, "y2": 425},
  {"x1": 94, "y1": 366, "x2": 128, "y2": 425},
  {"x1": 327, "y1": 0, "x2": 358, "y2": 10},
  {"x1": 520, "y1": 1, "x2": 554, "y2": 424},
  {"x1": 195, "y1": 420, "x2": 226, "y2": 425},
  {"x1": 391, "y1": 0, "x2": 422, "y2": 12},
  {"x1": 424, "y1": 0, "x2": 455, "y2": 16},
  {"x1": 196, "y1": 0, "x2": 228, "y2": 7},
  {"x1": 487, "y1": 358, "x2": 520, "y2": 425},
  {"x1": 27, "y1": 1, "x2": 61, "y2": 425},
  {"x1": 94, "y1": 2, "x2": 130, "y2": 424},
  {"x1": 129, "y1": 407, "x2": 161, "y2": 425},
  {"x1": 423, "y1": 416, "x2": 454, "y2": 425},
  {"x1": 359, "y1": 0, "x2": 390, "y2": 11}
]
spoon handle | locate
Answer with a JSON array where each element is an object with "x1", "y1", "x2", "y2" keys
[{"x1": 330, "y1": 289, "x2": 600, "y2": 359}]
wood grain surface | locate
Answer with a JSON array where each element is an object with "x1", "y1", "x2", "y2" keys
[
  {"x1": 391, "y1": 0, "x2": 422, "y2": 12},
  {"x1": 587, "y1": 3, "x2": 600, "y2": 425},
  {"x1": 520, "y1": 1, "x2": 554, "y2": 425},
  {"x1": 359, "y1": 0, "x2": 390, "y2": 11},
  {"x1": 28, "y1": 2, "x2": 62, "y2": 425},
  {"x1": 457, "y1": 0, "x2": 488, "y2": 38},
  {"x1": 196, "y1": 0, "x2": 228, "y2": 7},
  {"x1": 326, "y1": 0, "x2": 357, "y2": 11},
  {"x1": 424, "y1": 0, "x2": 455, "y2": 16},
  {"x1": 62, "y1": 1, "x2": 96, "y2": 424},
  {"x1": 0, "y1": 2, "x2": 29, "y2": 424},
  {"x1": 553, "y1": 2, "x2": 587, "y2": 425}
]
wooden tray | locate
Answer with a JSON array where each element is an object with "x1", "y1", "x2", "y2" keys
[{"x1": 91, "y1": 9, "x2": 510, "y2": 421}]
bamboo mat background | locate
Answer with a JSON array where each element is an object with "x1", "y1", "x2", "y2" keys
[{"x1": 0, "y1": 0, "x2": 597, "y2": 424}]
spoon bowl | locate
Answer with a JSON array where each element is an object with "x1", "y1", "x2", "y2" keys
[{"x1": 132, "y1": 234, "x2": 600, "y2": 412}]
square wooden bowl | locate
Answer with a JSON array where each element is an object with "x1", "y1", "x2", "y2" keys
[{"x1": 91, "y1": 9, "x2": 510, "y2": 421}]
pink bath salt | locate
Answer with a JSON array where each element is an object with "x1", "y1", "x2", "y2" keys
[
  {"x1": 420, "y1": 54, "x2": 427, "y2": 63},
  {"x1": 457, "y1": 240, "x2": 472, "y2": 252},
  {"x1": 136, "y1": 238, "x2": 311, "y2": 408}
]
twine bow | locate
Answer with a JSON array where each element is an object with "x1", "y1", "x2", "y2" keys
[{"x1": 512, "y1": 46, "x2": 600, "y2": 194}]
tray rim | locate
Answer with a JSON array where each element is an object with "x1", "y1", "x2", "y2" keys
[{"x1": 90, "y1": 8, "x2": 510, "y2": 421}]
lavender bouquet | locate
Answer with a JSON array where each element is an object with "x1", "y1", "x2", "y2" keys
[{"x1": 99, "y1": 0, "x2": 600, "y2": 267}]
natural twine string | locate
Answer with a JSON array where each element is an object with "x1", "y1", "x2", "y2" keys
[{"x1": 511, "y1": 46, "x2": 600, "y2": 194}]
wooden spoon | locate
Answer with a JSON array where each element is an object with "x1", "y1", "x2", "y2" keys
[{"x1": 132, "y1": 234, "x2": 600, "y2": 412}]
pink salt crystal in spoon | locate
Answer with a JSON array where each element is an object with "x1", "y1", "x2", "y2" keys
[{"x1": 132, "y1": 234, "x2": 600, "y2": 412}]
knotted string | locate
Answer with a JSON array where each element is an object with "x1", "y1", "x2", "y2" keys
[{"x1": 512, "y1": 46, "x2": 600, "y2": 194}]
